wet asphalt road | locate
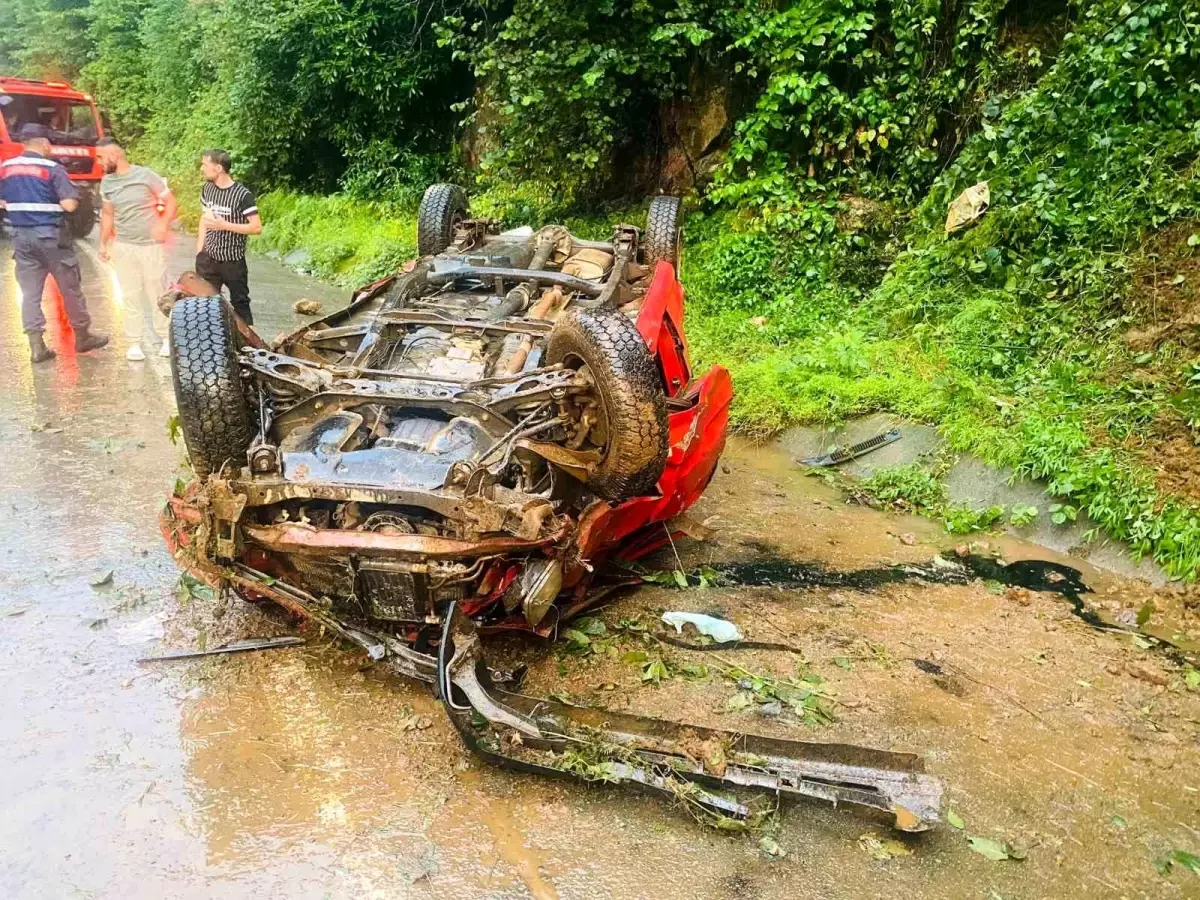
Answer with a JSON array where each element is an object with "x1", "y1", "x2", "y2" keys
[
  {"x1": 0, "y1": 233, "x2": 356, "y2": 897},
  {"x1": 0, "y1": 233, "x2": 775, "y2": 900}
]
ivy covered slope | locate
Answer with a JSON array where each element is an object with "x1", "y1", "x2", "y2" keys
[{"x1": 684, "y1": 1, "x2": 1200, "y2": 574}]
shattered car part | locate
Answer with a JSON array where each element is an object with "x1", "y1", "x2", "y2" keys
[
  {"x1": 439, "y1": 605, "x2": 942, "y2": 831},
  {"x1": 137, "y1": 635, "x2": 304, "y2": 663},
  {"x1": 801, "y1": 429, "x2": 901, "y2": 468},
  {"x1": 160, "y1": 185, "x2": 944, "y2": 830}
]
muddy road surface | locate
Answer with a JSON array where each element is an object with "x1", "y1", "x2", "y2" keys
[{"x1": 1, "y1": 233, "x2": 1198, "y2": 899}]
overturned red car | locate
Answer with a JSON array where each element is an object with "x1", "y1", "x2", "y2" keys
[
  {"x1": 161, "y1": 187, "x2": 942, "y2": 831},
  {"x1": 164, "y1": 188, "x2": 730, "y2": 636}
]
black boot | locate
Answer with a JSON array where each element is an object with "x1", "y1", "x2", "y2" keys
[
  {"x1": 29, "y1": 332, "x2": 55, "y2": 364},
  {"x1": 74, "y1": 326, "x2": 109, "y2": 354}
]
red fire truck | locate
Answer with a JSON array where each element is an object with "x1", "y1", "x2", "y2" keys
[{"x1": 0, "y1": 76, "x2": 107, "y2": 238}]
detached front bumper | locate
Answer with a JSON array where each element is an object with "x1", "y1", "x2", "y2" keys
[{"x1": 160, "y1": 495, "x2": 944, "y2": 832}]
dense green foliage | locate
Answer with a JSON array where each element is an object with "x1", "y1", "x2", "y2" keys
[
  {"x1": 4, "y1": 0, "x2": 469, "y2": 195},
  {"x1": 7, "y1": 0, "x2": 1200, "y2": 574},
  {"x1": 446, "y1": 0, "x2": 1050, "y2": 210},
  {"x1": 685, "y1": 1, "x2": 1200, "y2": 573}
]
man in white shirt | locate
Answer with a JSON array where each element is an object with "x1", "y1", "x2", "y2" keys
[{"x1": 97, "y1": 138, "x2": 178, "y2": 361}]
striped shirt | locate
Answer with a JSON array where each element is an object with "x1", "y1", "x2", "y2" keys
[{"x1": 200, "y1": 181, "x2": 257, "y2": 261}]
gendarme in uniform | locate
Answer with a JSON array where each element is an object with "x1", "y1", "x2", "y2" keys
[{"x1": 1, "y1": 123, "x2": 107, "y2": 362}]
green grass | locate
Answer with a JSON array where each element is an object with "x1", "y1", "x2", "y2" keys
[{"x1": 253, "y1": 191, "x2": 418, "y2": 286}]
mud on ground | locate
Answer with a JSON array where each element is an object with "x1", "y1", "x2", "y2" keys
[{"x1": 176, "y1": 440, "x2": 1200, "y2": 899}]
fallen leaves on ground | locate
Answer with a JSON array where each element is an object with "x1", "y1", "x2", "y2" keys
[
  {"x1": 967, "y1": 835, "x2": 1026, "y2": 862},
  {"x1": 859, "y1": 831, "x2": 912, "y2": 860}
]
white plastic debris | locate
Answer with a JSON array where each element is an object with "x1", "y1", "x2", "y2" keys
[
  {"x1": 944, "y1": 181, "x2": 990, "y2": 234},
  {"x1": 661, "y1": 611, "x2": 743, "y2": 643}
]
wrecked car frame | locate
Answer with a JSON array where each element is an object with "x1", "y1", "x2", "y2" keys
[{"x1": 161, "y1": 186, "x2": 943, "y2": 831}]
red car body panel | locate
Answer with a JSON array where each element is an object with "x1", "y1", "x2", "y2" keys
[{"x1": 570, "y1": 262, "x2": 733, "y2": 573}]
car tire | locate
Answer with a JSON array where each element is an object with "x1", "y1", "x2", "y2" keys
[
  {"x1": 417, "y1": 183, "x2": 469, "y2": 256},
  {"x1": 67, "y1": 188, "x2": 96, "y2": 239},
  {"x1": 546, "y1": 309, "x2": 669, "y2": 500},
  {"x1": 644, "y1": 195, "x2": 683, "y2": 271},
  {"x1": 170, "y1": 296, "x2": 256, "y2": 479}
]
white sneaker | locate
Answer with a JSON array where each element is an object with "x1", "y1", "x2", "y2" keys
[
  {"x1": 126, "y1": 344, "x2": 146, "y2": 361},
  {"x1": 159, "y1": 339, "x2": 170, "y2": 358}
]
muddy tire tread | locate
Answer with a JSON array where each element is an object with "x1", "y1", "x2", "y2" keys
[
  {"x1": 170, "y1": 296, "x2": 255, "y2": 479},
  {"x1": 644, "y1": 196, "x2": 682, "y2": 269},
  {"x1": 547, "y1": 309, "x2": 669, "y2": 500},
  {"x1": 417, "y1": 183, "x2": 468, "y2": 256}
]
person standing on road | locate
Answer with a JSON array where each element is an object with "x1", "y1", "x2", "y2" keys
[
  {"x1": 0, "y1": 124, "x2": 109, "y2": 364},
  {"x1": 97, "y1": 138, "x2": 178, "y2": 361},
  {"x1": 196, "y1": 149, "x2": 261, "y2": 324}
]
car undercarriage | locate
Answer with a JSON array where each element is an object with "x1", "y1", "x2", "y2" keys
[{"x1": 161, "y1": 186, "x2": 943, "y2": 831}]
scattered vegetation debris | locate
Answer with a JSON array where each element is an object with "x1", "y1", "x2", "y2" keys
[
  {"x1": 293, "y1": 299, "x2": 323, "y2": 315},
  {"x1": 636, "y1": 564, "x2": 720, "y2": 589},
  {"x1": 177, "y1": 573, "x2": 215, "y2": 604},
  {"x1": 947, "y1": 809, "x2": 965, "y2": 830},
  {"x1": 967, "y1": 835, "x2": 1026, "y2": 862},
  {"x1": 711, "y1": 657, "x2": 836, "y2": 726},
  {"x1": 858, "y1": 831, "x2": 912, "y2": 860},
  {"x1": 1154, "y1": 850, "x2": 1200, "y2": 877},
  {"x1": 661, "y1": 611, "x2": 742, "y2": 643},
  {"x1": 758, "y1": 836, "x2": 787, "y2": 859}
]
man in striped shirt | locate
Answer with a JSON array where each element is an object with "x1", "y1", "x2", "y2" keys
[{"x1": 196, "y1": 148, "x2": 262, "y2": 324}]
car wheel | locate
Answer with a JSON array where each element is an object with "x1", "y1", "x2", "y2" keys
[
  {"x1": 644, "y1": 195, "x2": 683, "y2": 271},
  {"x1": 546, "y1": 309, "x2": 669, "y2": 500},
  {"x1": 169, "y1": 296, "x2": 256, "y2": 479},
  {"x1": 417, "y1": 183, "x2": 469, "y2": 256}
]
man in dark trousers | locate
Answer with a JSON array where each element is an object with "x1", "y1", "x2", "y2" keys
[
  {"x1": 0, "y1": 124, "x2": 108, "y2": 363},
  {"x1": 195, "y1": 148, "x2": 262, "y2": 324}
]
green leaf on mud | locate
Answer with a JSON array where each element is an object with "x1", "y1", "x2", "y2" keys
[
  {"x1": 947, "y1": 809, "x2": 965, "y2": 829},
  {"x1": 680, "y1": 663, "x2": 709, "y2": 679},
  {"x1": 166, "y1": 413, "x2": 182, "y2": 445},
  {"x1": 967, "y1": 835, "x2": 1013, "y2": 861},
  {"x1": 89, "y1": 569, "x2": 114, "y2": 588},
  {"x1": 1136, "y1": 603, "x2": 1153, "y2": 627},
  {"x1": 1110, "y1": 815, "x2": 1127, "y2": 830},
  {"x1": 833, "y1": 656, "x2": 852, "y2": 670},
  {"x1": 641, "y1": 659, "x2": 669, "y2": 684},
  {"x1": 672, "y1": 570, "x2": 689, "y2": 589},
  {"x1": 1185, "y1": 667, "x2": 1200, "y2": 689},
  {"x1": 621, "y1": 650, "x2": 648, "y2": 665},
  {"x1": 1172, "y1": 850, "x2": 1200, "y2": 874},
  {"x1": 563, "y1": 629, "x2": 590, "y2": 651},
  {"x1": 758, "y1": 836, "x2": 786, "y2": 859},
  {"x1": 574, "y1": 616, "x2": 607, "y2": 636},
  {"x1": 859, "y1": 831, "x2": 912, "y2": 860},
  {"x1": 724, "y1": 692, "x2": 753, "y2": 712}
]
